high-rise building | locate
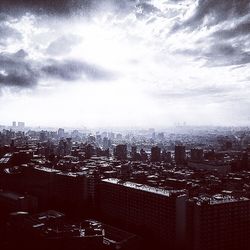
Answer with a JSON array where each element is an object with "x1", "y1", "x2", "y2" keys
[
  {"x1": 151, "y1": 146, "x2": 161, "y2": 162},
  {"x1": 12, "y1": 121, "x2": 16, "y2": 127},
  {"x1": 175, "y1": 145, "x2": 186, "y2": 165},
  {"x1": 187, "y1": 195, "x2": 250, "y2": 250},
  {"x1": 114, "y1": 144, "x2": 127, "y2": 160},
  {"x1": 58, "y1": 128, "x2": 65, "y2": 138},
  {"x1": 99, "y1": 178, "x2": 187, "y2": 249},
  {"x1": 131, "y1": 146, "x2": 137, "y2": 161},
  {"x1": 17, "y1": 122, "x2": 25, "y2": 128}
]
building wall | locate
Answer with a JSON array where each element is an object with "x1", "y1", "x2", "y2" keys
[
  {"x1": 187, "y1": 199, "x2": 250, "y2": 250},
  {"x1": 99, "y1": 179, "x2": 187, "y2": 249}
]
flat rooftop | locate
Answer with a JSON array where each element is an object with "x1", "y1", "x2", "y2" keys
[
  {"x1": 192, "y1": 194, "x2": 249, "y2": 206},
  {"x1": 34, "y1": 166, "x2": 60, "y2": 173},
  {"x1": 102, "y1": 178, "x2": 185, "y2": 197}
]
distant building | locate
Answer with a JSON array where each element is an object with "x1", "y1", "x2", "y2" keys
[
  {"x1": 17, "y1": 122, "x2": 25, "y2": 128},
  {"x1": 175, "y1": 145, "x2": 186, "y2": 164},
  {"x1": 58, "y1": 128, "x2": 65, "y2": 138},
  {"x1": 131, "y1": 146, "x2": 137, "y2": 161},
  {"x1": 188, "y1": 161, "x2": 231, "y2": 174},
  {"x1": 114, "y1": 145, "x2": 127, "y2": 160},
  {"x1": 140, "y1": 149, "x2": 148, "y2": 162},
  {"x1": 150, "y1": 146, "x2": 161, "y2": 162},
  {"x1": 12, "y1": 121, "x2": 16, "y2": 127}
]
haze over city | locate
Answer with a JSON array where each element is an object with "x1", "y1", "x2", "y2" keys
[{"x1": 0, "y1": 0, "x2": 249, "y2": 127}]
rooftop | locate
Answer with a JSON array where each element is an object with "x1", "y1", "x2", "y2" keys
[
  {"x1": 102, "y1": 178, "x2": 185, "y2": 197},
  {"x1": 192, "y1": 194, "x2": 249, "y2": 206}
]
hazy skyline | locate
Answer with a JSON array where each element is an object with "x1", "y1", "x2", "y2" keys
[{"x1": 0, "y1": 0, "x2": 250, "y2": 128}]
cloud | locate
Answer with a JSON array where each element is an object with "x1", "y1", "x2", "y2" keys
[
  {"x1": 42, "y1": 59, "x2": 113, "y2": 81},
  {"x1": 181, "y1": 0, "x2": 250, "y2": 30},
  {"x1": 213, "y1": 19, "x2": 250, "y2": 40},
  {"x1": 175, "y1": 42, "x2": 250, "y2": 67},
  {"x1": 0, "y1": 0, "x2": 82, "y2": 15},
  {"x1": 0, "y1": 20, "x2": 22, "y2": 46},
  {"x1": 46, "y1": 35, "x2": 82, "y2": 55},
  {"x1": 155, "y1": 84, "x2": 233, "y2": 100},
  {"x1": 0, "y1": 0, "x2": 136, "y2": 15},
  {"x1": 0, "y1": 50, "x2": 39, "y2": 88},
  {"x1": 204, "y1": 43, "x2": 250, "y2": 66},
  {"x1": 0, "y1": 52, "x2": 113, "y2": 89},
  {"x1": 135, "y1": 2, "x2": 160, "y2": 18}
]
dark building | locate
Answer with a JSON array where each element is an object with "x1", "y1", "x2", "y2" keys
[
  {"x1": 150, "y1": 146, "x2": 161, "y2": 162},
  {"x1": 130, "y1": 146, "x2": 137, "y2": 161},
  {"x1": 175, "y1": 145, "x2": 186, "y2": 165},
  {"x1": 187, "y1": 195, "x2": 250, "y2": 250},
  {"x1": 140, "y1": 149, "x2": 148, "y2": 162},
  {"x1": 99, "y1": 178, "x2": 187, "y2": 249},
  {"x1": 0, "y1": 190, "x2": 37, "y2": 215},
  {"x1": 114, "y1": 145, "x2": 127, "y2": 160},
  {"x1": 7, "y1": 211, "x2": 104, "y2": 250}
]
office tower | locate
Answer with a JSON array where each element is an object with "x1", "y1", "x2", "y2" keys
[
  {"x1": 131, "y1": 146, "x2": 137, "y2": 161},
  {"x1": 151, "y1": 146, "x2": 161, "y2": 162},
  {"x1": 187, "y1": 195, "x2": 250, "y2": 250},
  {"x1": 140, "y1": 149, "x2": 148, "y2": 162},
  {"x1": 99, "y1": 178, "x2": 187, "y2": 249},
  {"x1": 190, "y1": 148, "x2": 204, "y2": 162},
  {"x1": 12, "y1": 121, "x2": 16, "y2": 127},
  {"x1": 114, "y1": 144, "x2": 127, "y2": 160},
  {"x1": 103, "y1": 137, "x2": 111, "y2": 150},
  {"x1": 175, "y1": 145, "x2": 186, "y2": 164}
]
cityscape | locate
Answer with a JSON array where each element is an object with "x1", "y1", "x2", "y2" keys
[
  {"x1": 0, "y1": 123, "x2": 250, "y2": 250},
  {"x1": 1, "y1": 0, "x2": 250, "y2": 250}
]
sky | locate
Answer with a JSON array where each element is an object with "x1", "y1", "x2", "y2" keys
[{"x1": 0, "y1": 0, "x2": 249, "y2": 128}]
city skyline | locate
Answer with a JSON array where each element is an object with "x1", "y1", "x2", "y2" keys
[{"x1": 0, "y1": 0, "x2": 250, "y2": 127}]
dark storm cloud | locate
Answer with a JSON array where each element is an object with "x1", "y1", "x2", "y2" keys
[
  {"x1": 0, "y1": 0, "x2": 87, "y2": 15},
  {"x1": 205, "y1": 43, "x2": 250, "y2": 66},
  {"x1": 0, "y1": 0, "x2": 121, "y2": 15},
  {"x1": 176, "y1": 42, "x2": 250, "y2": 67},
  {"x1": 0, "y1": 49, "x2": 113, "y2": 89},
  {"x1": 213, "y1": 20, "x2": 250, "y2": 40},
  {"x1": 0, "y1": 0, "x2": 155, "y2": 16},
  {"x1": 0, "y1": 50, "x2": 39, "y2": 88},
  {"x1": 180, "y1": 0, "x2": 249, "y2": 30},
  {"x1": 169, "y1": 0, "x2": 250, "y2": 67},
  {"x1": 42, "y1": 60, "x2": 113, "y2": 81}
]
